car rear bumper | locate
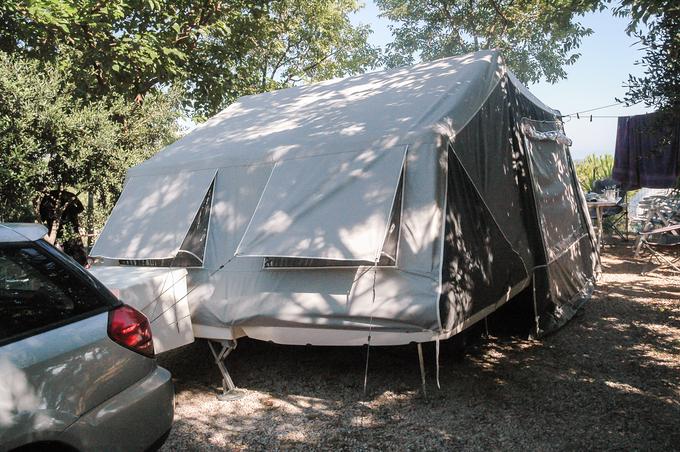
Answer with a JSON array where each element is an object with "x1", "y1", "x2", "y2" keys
[{"x1": 61, "y1": 365, "x2": 174, "y2": 452}]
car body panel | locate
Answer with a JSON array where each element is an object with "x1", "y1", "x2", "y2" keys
[
  {"x1": 0, "y1": 313, "x2": 156, "y2": 449},
  {"x1": 0, "y1": 224, "x2": 48, "y2": 243},
  {"x1": 0, "y1": 227, "x2": 174, "y2": 451},
  {"x1": 61, "y1": 367, "x2": 174, "y2": 452}
]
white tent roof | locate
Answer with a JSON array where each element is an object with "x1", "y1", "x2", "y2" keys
[{"x1": 129, "y1": 50, "x2": 556, "y2": 176}]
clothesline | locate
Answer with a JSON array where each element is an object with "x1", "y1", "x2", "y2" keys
[
  {"x1": 562, "y1": 114, "x2": 631, "y2": 121},
  {"x1": 560, "y1": 101, "x2": 644, "y2": 121},
  {"x1": 564, "y1": 102, "x2": 625, "y2": 116}
]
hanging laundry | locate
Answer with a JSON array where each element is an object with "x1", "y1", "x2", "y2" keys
[{"x1": 612, "y1": 112, "x2": 680, "y2": 189}]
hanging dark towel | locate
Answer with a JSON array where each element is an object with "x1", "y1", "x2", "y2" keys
[{"x1": 612, "y1": 112, "x2": 680, "y2": 189}]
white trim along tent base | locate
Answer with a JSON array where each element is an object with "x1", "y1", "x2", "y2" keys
[{"x1": 89, "y1": 50, "x2": 598, "y2": 391}]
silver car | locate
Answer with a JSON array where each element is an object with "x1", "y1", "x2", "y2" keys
[{"x1": 0, "y1": 223, "x2": 174, "y2": 451}]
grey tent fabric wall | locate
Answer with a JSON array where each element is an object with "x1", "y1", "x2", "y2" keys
[
  {"x1": 440, "y1": 80, "x2": 534, "y2": 333},
  {"x1": 522, "y1": 119, "x2": 586, "y2": 262},
  {"x1": 522, "y1": 120, "x2": 596, "y2": 333},
  {"x1": 507, "y1": 81, "x2": 598, "y2": 335},
  {"x1": 235, "y1": 147, "x2": 407, "y2": 262},
  {"x1": 440, "y1": 144, "x2": 531, "y2": 331},
  {"x1": 91, "y1": 169, "x2": 217, "y2": 260},
  {"x1": 439, "y1": 75, "x2": 597, "y2": 338}
]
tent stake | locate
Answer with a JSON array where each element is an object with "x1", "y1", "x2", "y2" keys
[
  {"x1": 417, "y1": 343, "x2": 427, "y2": 397},
  {"x1": 208, "y1": 339, "x2": 246, "y2": 401}
]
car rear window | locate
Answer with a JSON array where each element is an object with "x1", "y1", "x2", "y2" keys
[{"x1": 0, "y1": 243, "x2": 116, "y2": 343}]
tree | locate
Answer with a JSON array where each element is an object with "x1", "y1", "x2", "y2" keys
[
  {"x1": 0, "y1": 0, "x2": 378, "y2": 117},
  {"x1": 375, "y1": 0, "x2": 602, "y2": 84},
  {"x1": 0, "y1": 0, "x2": 377, "y2": 242},
  {"x1": 0, "y1": 52, "x2": 182, "y2": 242},
  {"x1": 615, "y1": 0, "x2": 679, "y2": 116}
]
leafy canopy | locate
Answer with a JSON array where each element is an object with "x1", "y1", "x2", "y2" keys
[
  {"x1": 615, "y1": 0, "x2": 679, "y2": 116},
  {"x1": 0, "y1": 0, "x2": 378, "y2": 117},
  {"x1": 375, "y1": 0, "x2": 603, "y2": 84}
]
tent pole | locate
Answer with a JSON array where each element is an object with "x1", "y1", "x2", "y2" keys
[{"x1": 208, "y1": 339, "x2": 245, "y2": 401}]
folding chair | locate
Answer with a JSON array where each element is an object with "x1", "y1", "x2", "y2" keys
[{"x1": 636, "y1": 223, "x2": 680, "y2": 275}]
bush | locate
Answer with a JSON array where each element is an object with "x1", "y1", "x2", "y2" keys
[
  {"x1": 0, "y1": 52, "x2": 183, "y2": 243},
  {"x1": 575, "y1": 154, "x2": 615, "y2": 192}
]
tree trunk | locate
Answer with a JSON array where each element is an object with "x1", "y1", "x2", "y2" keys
[
  {"x1": 87, "y1": 191, "x2": 94, "y2": 249},
  {"x1": 46, "y1": 210, "x2": 62, "y2": 245},
  {"x1": 45, "y1": 193, "x2": 64, "y2": 245}
]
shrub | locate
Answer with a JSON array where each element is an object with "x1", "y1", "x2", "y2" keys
[{"x1": 575, "y1": 154, "x2": 615, "y2": 192}]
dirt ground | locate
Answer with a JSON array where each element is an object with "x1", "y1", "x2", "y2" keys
[{"x1": 158, "y1": 244, "x2": 680, "y2": 451}]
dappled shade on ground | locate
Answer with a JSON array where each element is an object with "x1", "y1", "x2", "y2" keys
[{"x1": 159, "y1": 244, "x2": 679, "y2": 451}]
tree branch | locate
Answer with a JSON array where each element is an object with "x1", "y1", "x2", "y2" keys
[{"x1": 488, "y1": 0, "x2": 511, "y2": 25}]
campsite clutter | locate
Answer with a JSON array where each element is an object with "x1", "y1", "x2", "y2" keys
[
  {"x1": 613, "y1": 112, "x2": 680, "y2": 269},
  {"x1": 89, "y1": 50, "x2": 598, "y2": 398}
]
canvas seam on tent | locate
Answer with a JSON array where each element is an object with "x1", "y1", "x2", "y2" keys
[
  {"x1": 440, "y1": 274, "x2": 531, "y2": 335},
  {"x1": 435, "y1": 141, "x2": 449, "y2": 332},
  {"x1": 541, "y1": 233, "x2": 590, "y2": 266},
  {"x1": 432, "y1": 66, "x2": 504, "y2": 141}
]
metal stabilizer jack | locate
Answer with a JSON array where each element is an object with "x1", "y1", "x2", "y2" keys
[
  {"x1": 208, "y1": 339, "x2": 246, "y2": 401},
  {"x1": 417, "y1": 343, "x2": 427, "y2": 398}
]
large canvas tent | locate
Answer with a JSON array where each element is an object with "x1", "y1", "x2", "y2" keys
[{"x1": 90, "y1": 51, "x2": 598, "y2": 360}]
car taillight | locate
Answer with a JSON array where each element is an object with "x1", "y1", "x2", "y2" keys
[{"x1": 108, "y1": 305, "x2": 155, "y2": 358}]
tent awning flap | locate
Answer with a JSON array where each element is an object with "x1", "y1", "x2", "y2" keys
[
  {"x1": 236, "y1": 147, "x2": 407, "y2": 262},
  {"x1": 91, "y1": 169, "x2": 216, "y2": 259}
]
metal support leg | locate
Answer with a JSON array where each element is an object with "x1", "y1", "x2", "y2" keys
[
  {"x1": 417, "y1": 343, "x2": 427, "y2": 397},
  {"x1": 208, "y1": 339, "x2": 246, "y2": 401}
]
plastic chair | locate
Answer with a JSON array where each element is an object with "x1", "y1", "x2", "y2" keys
[{"x1": 633, "y1": 190, "x2": 680, "y2": 274}]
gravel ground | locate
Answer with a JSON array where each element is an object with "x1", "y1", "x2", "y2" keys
[{"x1": 158, "y1": 244, "x2": 680, "y2": 451}]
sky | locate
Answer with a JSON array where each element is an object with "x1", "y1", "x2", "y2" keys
[{"x1": 350, "y1": 2, "x2": 653, "y2": 160}]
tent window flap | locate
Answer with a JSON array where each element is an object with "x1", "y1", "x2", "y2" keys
[
  {"x1": 236, "y1": 147, "x2": 408, "y2": 262},
  {"x1": 262, "y1": 171, "x2": 404, "y2": 268},
  {"x1": 90, "y1": 169, "x2": 217, "y2": 260}
]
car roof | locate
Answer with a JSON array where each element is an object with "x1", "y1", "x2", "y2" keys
[{"x1": 0, "y1": 223, "x2": 49, "y2": 243}]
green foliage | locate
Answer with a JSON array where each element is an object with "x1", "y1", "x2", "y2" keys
[
  {"x1": 0, "y1": 0, "x2": 378, "y2": 117},
  {"x1": 0, "y1": 52, "x2": 182, "y2": 236},
  {"x1": 614, "y1": 0, "x2": 679, "y2": 117},
  {"x1": 375, "y1": 0, "x2": 603, "y2": 84},
  {"x1": 575, "y1": 154, "x2": 615, "y2": 192},
  {"x1": 0, "y1": 0, "x2": 378, "y2": 243}
]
